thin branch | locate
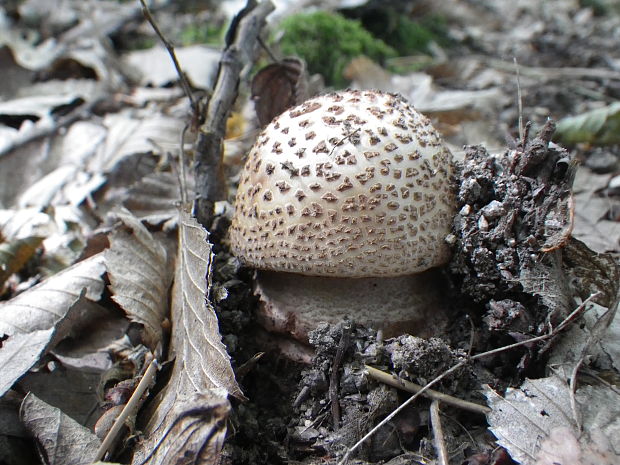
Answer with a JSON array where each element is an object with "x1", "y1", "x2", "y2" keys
[
  {"x1": 193, "y1": 0, "x2": 275, "y2": 228},
  {"x1": 430, "y1": 401, "x2": 449, "y2": 465},
  {"x1": 95, "y1": 358, "x2": 160, "y2": 461},
  {"x1": 330, "y1": 323, "x2": 351, "y2": 429},
  {"x1": 365, "y1": 365, "x2": 490, "y2": 415},
  {"x1": 514, "y1": 57, "x2": 524, "y2": 144},
  {"x1": 139, "y1": 0, "x2": 197, "y2": 112}
]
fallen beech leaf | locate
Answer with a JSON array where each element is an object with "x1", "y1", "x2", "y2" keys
[
  {"x1": 170, "y1": 208, "x2": 242, "y2": 398},
  {"x1": 132, "y1": 389, "x2": 230, "y2": 465},
  {"x1": 20, "y1": 393, "x2": 100, "y2": 465},
  {"x1": 0, "y1": 328, "x2": 55, "y2": 397},
  {"x1": 485, "y1": 377, "x2": 620, "y2": 465},
  {"x1": 131, "y1": 208, "x2": 242, "y2": 464},
  {"x1": 0, "y1": 254, "x2": 105, "y2": 396},
  {"x1": 106, "y1": 209, "x2": 172, "y2": 350},
  {"x1": 122, "y1": 171, "x2": 191, "y2": 227}
]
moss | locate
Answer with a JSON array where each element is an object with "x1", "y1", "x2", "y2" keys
[
  {"x1": 341, "y1": 7, "x2": 453, "y2": 56},
  {"x1": 276, "y1": 11, "x2": 396, "y2": 88},
  {"x1": 180, "y1": 23, "x2": 225, "y2": 46}
]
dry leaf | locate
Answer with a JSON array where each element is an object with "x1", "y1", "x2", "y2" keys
[
  {"x1": 131, "y1": 208, "x2": 241, "y2": 464},
  {"x1": 122, "y1": 171, "x2": 189, "y2": 227},
  {"x1": 485, "y1": 377, "x2": 620, "y2": 465},
  {"x1": 0, "y1": 235, "x2": 43, "y2": 290},
  {"x1": 105, "y1": 209, "x2": 172, "y2": 351},
  {"x1": 555, "y1": 102, "x2": 620, "y2": 146},
  {"x1": 251, "y1": 57, "x2": 308, "y2": 127},
  {"x1": 20, "y1": 393, "x2": 100, "y2": 465},
  {"x1": 0, "y1": 254, "x2": 105, "y2": 396},
  {"x1": 562, "y1": 237, "x2": 619, "y2": 309},
  {"x1": 132, "y1": 389, "x2": 230, "y2": 465}
]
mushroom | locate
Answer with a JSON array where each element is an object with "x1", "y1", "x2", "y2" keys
[{"x1": 229, "y1": 89, "x2": 456, "y2": 355}]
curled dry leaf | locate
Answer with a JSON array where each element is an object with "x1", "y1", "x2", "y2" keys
[
  {"x1": 131, "y1": 208, "x2": 242, "y2": 465},
  {"x1": 0, "y1": 254, "x2": 105, "y2": 396},
  {"x1": 105, "y1": 209, "x2": 173, "y2": 351},
  {"x1": 20, "y1": 392, "x2": 101, "y2": 465}
]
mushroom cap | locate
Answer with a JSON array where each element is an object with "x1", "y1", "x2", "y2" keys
[{"x1": 230, "y1": 89, "x2": 456, "y2": 277}]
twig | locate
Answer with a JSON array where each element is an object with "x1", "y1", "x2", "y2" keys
[
  {"x1": 94, "y1": 358, "x2": 160, "y2": 461},
  {"x1": 337, "y1": 292, "x2": 602, "y2": 464},
  {"x1": 236, "y1": 351, "x2": 265, "y2": 381},
  {"x1": 365, "y1": 366, "x2": 490, "y2": 415},
  {"x1": 330, "y1": 323, "x2": 351, "y2": 430},
  {"x1": 193, "y1": 0, "x2": 275, "y2": 228},
  {"x1": 430, "y1": 401, "x2": 449, "y2": 465},
  {"x1": 139, "y1": 0, "x2": 197, "y2": 112}
]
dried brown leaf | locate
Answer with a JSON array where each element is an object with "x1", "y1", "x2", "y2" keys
[
  {"x1": 131, "y1": 208, "x2": 242, "y2": 465},
  {"x1": 485, "y1": 377, "x2": 620, "y2": 465},
  {"x1": 105, "y1": 209, "x2": 172, "y2": 350},
  {"x1": 20, "y1": 393, "x2": 100, "y2": 465},
  {"x1": 252, "y1": 57, "x2": 308, "y2": 127},
  {"x1": 0, "y1": 254, "x2": 105, "y2": 396},
  {"x1": 0, "y1": 235, "x2": 43, "y2": 290}
]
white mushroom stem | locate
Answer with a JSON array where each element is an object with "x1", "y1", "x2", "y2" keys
[{"x1": 254, "y1": 269, "x2": 452, "y2": 344}]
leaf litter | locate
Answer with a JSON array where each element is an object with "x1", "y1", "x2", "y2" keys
[{"x1": 0, "y1": 0, "x2": 619, "y2": 464}]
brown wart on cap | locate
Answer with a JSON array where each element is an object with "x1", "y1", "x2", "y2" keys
[{"x1": 229, "y1": 89, "x2": 456, "y2": 358}]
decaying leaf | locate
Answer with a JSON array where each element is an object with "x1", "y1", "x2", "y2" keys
[
  {"x1": 571, "y1": 167, "x2": 620, "y2": 254},
  {"x1": 0, "y1": 235, "x2": 43, "y2": 290},
  {"x1": 20, "y1": 393, "x2": 101, "y2": 465},
  {"x1": 122, "y1": 171, "x2": 189, "y2": 227},
  {"x1": 562, "y1": 237, "x2": 619, "y2": 308},
  {"x1": 0, "y1": 254, "x2": 105, "y2": 396},
  {"x1": 251, "y1": 57, "x2": 308, "y2": 127},
  {"x1": 0, "y1": 328, "x2": 55, "y2": 397},
  {"x1": 485, "y1": 376, "x2": 620, "y2": 465},
  {"x1": 95, "y1": 113, "x2": 185, "y2": 173},
  {"x1": 123, "y1": 44, "x2": 220, "y2": 88},
  {"x1": 132, "y1": 389, "x2": 230, "y2": 465},
  {"x1": 555, "y1": 102, "x2": 620, "y2": 146},
  {"x1": 105, "y1": 209, "x2": 173, "y2": 351},
  {"x1": 131, "y1": 208, "x2": 241, "y2": 464}
]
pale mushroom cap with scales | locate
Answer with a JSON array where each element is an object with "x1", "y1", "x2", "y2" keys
[{"x1": 230, "y1": 89, "x2": 456, "y2": 277}]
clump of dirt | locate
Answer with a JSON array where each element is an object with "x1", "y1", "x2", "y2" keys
[
  {"x1": 450, "y1": 120, "x2": 574, "y2": 305},
  {"x1": 287, "y1": 322, "x2": 481, "y2": 463}
]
